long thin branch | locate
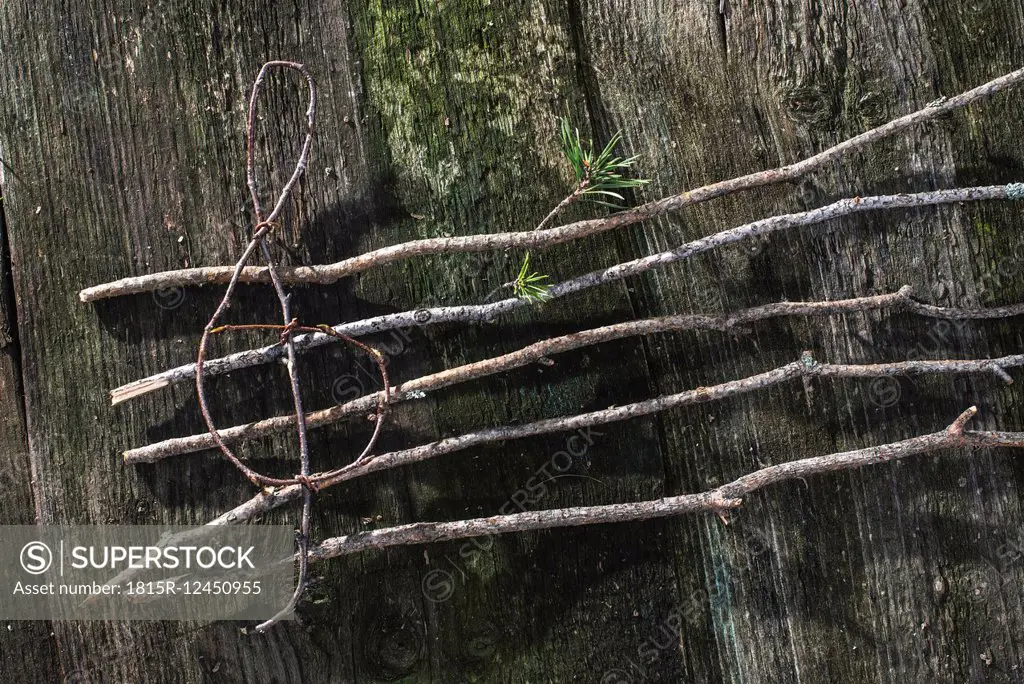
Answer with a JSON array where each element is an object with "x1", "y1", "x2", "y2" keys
[
  {"x1": 111, "y1": 184, "x2": 1024, "y2": 404},
  {"x1": 302, "y1": 408, "x2": 1024, "y2": 561},
  {"x1": 79, "y1": 67, "x2": 1024, "y2": 302},
  {"x1": 204, "y1": 353, "x2": 1024, "y2": 527},
  {"x1": 125, "y1": 286, "x2": 1024, "y2": 464}
]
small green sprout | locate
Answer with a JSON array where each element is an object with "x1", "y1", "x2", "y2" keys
[
  {"x1": 512, "y1": 252, "x2": 551, "y2": 303},
  {"x1": 558, "y1": 116, "x2": 650, "y2": 207}
]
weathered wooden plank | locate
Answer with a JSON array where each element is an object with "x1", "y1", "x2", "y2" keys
[
  {"x1": 316, "y1": 2, "x2": 673, "y2": 681},
  {"x1": 573, "y1": 0, "x2": 1024, "y2": 681},
  {"x1": 0, "y1": 0, "x2": 1022, "y2": 681},
  {"x1": 0, "y1": 1, "x2": 388, "y2": 679},
  {"x1": 0, "y1": 172, "x2": 61, "y2": 682},
  {"x1": 0, "y1": 0, "x2": 661, "y2": 680}
]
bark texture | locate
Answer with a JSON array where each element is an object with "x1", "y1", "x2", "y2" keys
[{"x1": 0, "y1": 1, "x2": 1023, "y2": 682}]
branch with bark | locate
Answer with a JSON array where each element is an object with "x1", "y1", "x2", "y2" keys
[
  {"x1": 78, "y1": 67, "x2": 1024, "y2": 303},
  {"x1": 124, "y1": 286, "x2": 1024, "y2": 465},
  {"x1": 109, "y1": 183, "x2": 1024, "y2": 404},
  {"x1": 114, "y1": 408, "x2": 1023, "y2": 600},
  {"x1": 294, "y1": 407, "x2": 1022, "y2": 560},
  {"x1": 202, "y1": 352, "x2": 1023, "y2": 527}
]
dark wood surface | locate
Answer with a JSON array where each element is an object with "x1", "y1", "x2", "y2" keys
[{"x1": 1, "y1": 1, "x2": 1023, "y2": 681}]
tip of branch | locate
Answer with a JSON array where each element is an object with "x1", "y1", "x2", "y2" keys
[
  {"x1": 948, "y1": 406, "x2": 979, "y2": 435},
  {"x1": 123, "y1": 449, "x2": 145, "y2": 465},
  {"x1": 989, "y1": 363, "x2": 1015, "y2": 385},
  {"x1": 111, "y1": 377, "x2": 171, "y2": 405}
]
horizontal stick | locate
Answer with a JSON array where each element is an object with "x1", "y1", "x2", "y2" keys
[
  {"x1": 303, "y1": 408, "x2": 1024, "y2": 561},
  {"x1": 126, "y1": 286, "x2": 1024, "y2": 464},
  {"x1": 111, "y1": 184, "x2": 1024, "y2": 404},
  {"x1": 206, "y1": 354, "x2": 1023, "y2": 527},
  {"x1": 79, "y1": 67, "x2": 1024, "y2": 303}
]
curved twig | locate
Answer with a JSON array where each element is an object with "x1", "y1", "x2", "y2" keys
[
  {"x1": 195, "y1": 61, "x2": 320, "y2": 632},
  {"x1": 206, "y1": 322, "x2": 392, "y2": 480},
  {"x1": 195, "y1": 61, "x2": 318, "y2": 490}
]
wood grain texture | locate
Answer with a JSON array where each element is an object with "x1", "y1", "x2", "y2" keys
[
  {"x1": 0, "y1": 172, "x2": 61, "y2": 681},
  {"x1": 0, "y1": 0, "x2": 1022, "y2": 682}
]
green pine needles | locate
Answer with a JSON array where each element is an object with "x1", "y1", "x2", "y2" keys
[
  {"x1": 557, "y1": 115, "x2": 649, "y2": 207},
  {"x1": 510, "y1": 116, "x2": 649, "y2": 304},
  {"x1": 511, "y1": 252, "x2": 551, "y2": 303}
]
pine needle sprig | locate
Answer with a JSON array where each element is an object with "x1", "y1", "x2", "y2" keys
[
  {"x1": 533, "y1": 117, "x2": 650, "y2": 232},
  {"x1": 511, "y1": 252, "x2": 551, "y2": 303},
  {"x1": 558, "y1": 116, "x2": 650, "y2": 207}
]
